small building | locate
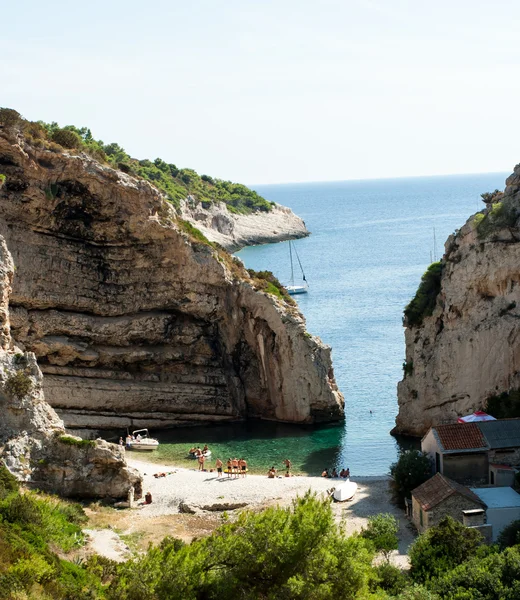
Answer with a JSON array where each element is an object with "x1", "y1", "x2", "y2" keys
[
  {"x1": 476, "y1": 419, "x2": 520, "y2": 468},
  {"x1": 470, "y1": 486, "x2": 520, "y2": 542},
  {"x1": 421, "y1": 423, "x2": 489, "y2": 485},
  {"x1": 411, "y1": 473, "x2": 486, "y2": 534},
  {"x1": 489, "y1": 463, "x2": 516, "y2": 487}
]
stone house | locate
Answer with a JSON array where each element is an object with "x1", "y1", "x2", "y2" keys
[
  {"x1": 411, "y1": 473, "x2": 486, "y2": 534},
  {"x1": 421, "y1": 423, "x2": 489, "y2": 485}
]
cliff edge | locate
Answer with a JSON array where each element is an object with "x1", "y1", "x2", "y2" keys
[
  {"x1": 0, "y1": 127, "x2": 343, "y2": 431},
  {"x1": 0, "y1": 234, "x2": 142, "y2": 498},
  {"x1": 395, "y1": 166, "x2": 520, "y2": 436}
]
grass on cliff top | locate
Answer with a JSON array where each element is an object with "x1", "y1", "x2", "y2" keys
[
  {"x1": 404, "y1": 261, "x2": 442, "y2": 328},
  {"x1": 58, "y1": 434, "x2": 96, "y2": 448},
  {"x1": 0, "y1": 107, "x2": 273, "y2": 214}
]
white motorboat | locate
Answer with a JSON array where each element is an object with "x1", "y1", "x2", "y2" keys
[
  {"x1": 333, "y1": 479, "x2": 358, "y2": 502},
  {"x1": 286, "y1": 240, "x2": 308, "y2": 295},
  {"x1": 127, "y1": 429, "x2": 159, "y2": 451}
]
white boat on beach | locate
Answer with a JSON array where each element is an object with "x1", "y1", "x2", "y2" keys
[
  {"x1": 333, "y1": 479, "x2": 357, "y2": 502},
  {"x1": 127, "y1": 429, "x2": 159, "y2": 451}
]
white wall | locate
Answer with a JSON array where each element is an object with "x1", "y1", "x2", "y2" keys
[{"x1": 486, "y1": 507, "x2": 520, "y2": 542}]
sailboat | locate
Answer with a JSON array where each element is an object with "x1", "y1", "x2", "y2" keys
[{"x1": 286, "y1": 240, "x2": 308, "y2": 295}]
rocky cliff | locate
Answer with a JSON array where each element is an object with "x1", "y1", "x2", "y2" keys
[
  {"x1": 0, "y1": 128, "x2": 343, "y2": 431},
  {"x1": 179, "y1": 197, "x2": 309, "y2": 251},
  {"x1": 395, "y1": 166, "x2": 520, "y2": 436},
  {"x1": 0, "y1": 234, "x2": 142, "y2": 498}
]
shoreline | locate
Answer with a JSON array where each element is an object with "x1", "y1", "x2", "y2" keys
[{"x1": 125, "y1": 450, "x2": 391, "y2": 478}]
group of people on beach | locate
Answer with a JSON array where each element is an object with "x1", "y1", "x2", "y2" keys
[
  {"x1": 322, "y1": 467, "x2": 350, "y2": 479},
  {"x1": 268, "y1": 459, "x2": 292, "y2": 478}
]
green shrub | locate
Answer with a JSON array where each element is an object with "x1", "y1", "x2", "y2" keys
[
  {"x1": 404, "y1": 262, "x2": 442, "y2": 328},
  {"x1": 51, "y1": 128, "x2": 82, "y2": 149},
  {"x1": 58, "y1": 435, "x2": 96, "y2": 449},
  {"x1": 4, "y1": 370, "x2": 33, "y2": 399},
  {"x1": 0, "y1": 107, "x2": 21, "y2": 129},
  {"x1": 0, "y1": 174, "x2": 5, "y2": 188},
  {"x1": 496, "y1": 518, "x2": 520, "y2": 550},
  {"x1": 247, "y1": 269, "x2": 295, "y2": 305},
  {"x1": 371, "y1": 562, "x2": 408, "y2": 595},
  {"x1": 361, "y1": 513, "x2": 399, "y2": 560},
  {"x1": 0, "y1": 461, "x2": 19, "y2": 500},
  {"x1": 476, "y1": 201, "x2": 518, "y2": 239},
  {"x1": 486, "y1": 389, "x2": 520, "y2": 419},
  {"x1": 409, "y1": 516, "x2": 483, "y2": 583},
  {"x1": 481, "y1": 189, "x2": 502, "y2": 204},
  {"x1": 390, "y1": 450, "x2": 432, "y2": 505}
]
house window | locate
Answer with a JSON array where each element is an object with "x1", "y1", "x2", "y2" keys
[{"x1": 435, "y1": 452, "x2": 441, "y2": 473}]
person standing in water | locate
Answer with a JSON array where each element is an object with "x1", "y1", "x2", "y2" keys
[{"x1": 283, "y1": 458, "x2": 292, "y2": 475}]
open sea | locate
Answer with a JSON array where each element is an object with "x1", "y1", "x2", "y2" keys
[{"x1": 153, "y1": 172, "x2": 507, "y2": 475}]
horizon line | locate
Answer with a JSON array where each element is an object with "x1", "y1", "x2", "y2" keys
[{"x1": 248, "y1": 169, "x2": 510, "y2": 188}]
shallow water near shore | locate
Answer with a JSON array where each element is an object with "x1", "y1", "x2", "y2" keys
[{"x1": 146, "y1": 173, "x2": 507, "y2": 475}]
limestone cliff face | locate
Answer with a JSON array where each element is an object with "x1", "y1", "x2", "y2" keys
[
  {"x1": 395, "y1": 166, "x2": 520, "y2": 436},
  {"x1": 0, "y1": 234, "x2": 142, "y2": 499},
  {"x1": 0, "y1": 131, "x2": 343, "y2": 430},
  {"x1": 179, "y1": 197, "x2": 309, "y2": 251}
]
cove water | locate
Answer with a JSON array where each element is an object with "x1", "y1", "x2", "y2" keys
[{"x1": 154, "y1": 173, "x2": 506, "y2": 476}]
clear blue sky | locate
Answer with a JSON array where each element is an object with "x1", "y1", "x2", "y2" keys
[{"x1": 2, "y1": 0, "x2": 520, "y2": 184}]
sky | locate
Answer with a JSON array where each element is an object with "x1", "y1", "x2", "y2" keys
[{"x1": 2, "y1": 0, "x2": 520, "y2": 184}]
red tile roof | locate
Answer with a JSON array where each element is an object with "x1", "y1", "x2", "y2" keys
[
  {"x1": 434, "y1": 423, "x2": 488, "y2": 452},
  {"x1": 412, "y1": 473, "x2": 486, "y2": 511}
]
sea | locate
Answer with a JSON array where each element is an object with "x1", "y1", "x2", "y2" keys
[{"x1": 154, "y1": 172, "x2": 507, "y2": 476}]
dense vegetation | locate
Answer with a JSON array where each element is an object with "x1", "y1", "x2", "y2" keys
[
  {"x1": 4, "y1": 460, "x2": 520, "y2": 600},
  {"x1": 390, "y1": 450, "x2": 432, "y2": 506},
  {"x1": 0, "y1": 107, "x2": 273, "y2": 213},
  {"x1": 403, "y1": 262, "x2": 443, "y2": 328}
]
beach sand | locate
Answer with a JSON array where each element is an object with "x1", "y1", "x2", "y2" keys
[{"x1": 105, "y1": 458, "x2": 416, "y2": 567}]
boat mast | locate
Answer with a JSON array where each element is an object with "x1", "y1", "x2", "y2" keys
[{"x1": 289, "y1": 240, "x2": 295, "y2": 286}]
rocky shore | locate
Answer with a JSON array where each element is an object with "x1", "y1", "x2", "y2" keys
[{"x1": 179, "y1": 197, "x2": 309, "y2": 251}]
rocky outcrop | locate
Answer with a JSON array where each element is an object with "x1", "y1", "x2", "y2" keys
[
  {"x1": 0, "y1": 131, "x2": 343, "y2": 431},
  {"x1": 395, "y1": 166, "x2": 520, "y2": 436},
  {"x1": 0, "y1": 234, "x2": 142, "y2": 498},
  {"x1": 179, "y1": 197, "x2": 309, "y2": 251}
]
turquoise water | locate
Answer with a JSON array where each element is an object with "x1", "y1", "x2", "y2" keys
[{"x1": 157, "y1": 173, "x2": 507, "y2": 475}]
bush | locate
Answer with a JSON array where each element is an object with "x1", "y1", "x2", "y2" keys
[
  {"x1": 371, "y1": 562, "x2": 408, "y2": 595},
  {"x1": 481, "y1": 189, "x2": 502, "y2": 204},
  {"x1": 247, "y1": 269, "x2": 295, "y2": 305},
  {"x1": 0, "y1": 461, "x2": 19, "y2": 500},
  {"x1": 409, "y1": 516, "x2": 483, "y2": 583},
  {"x1": 475, "y1": 201, "x2": 518, "y2": 239},
  {"x1": 0, "y1": 174, "x2": 5, "y2": 188},
  {"x1": 361, "y1": 513, "x2": 399, "y2": 560},
  {"x1": 404, "y1": 262, "x2": 442, "y2": 328},
  {"x1": 4, "y1": 370, "x2": 33, "y2": 399},
  {"x1": 51, "y1": 128, "x2": 82, "y2": 149},
  {"x1": 390, "y1": 450, "x2": 432, "y2": 505},
  {"x1": 496, "y1": 519, "x2": 520, "y2": 550},
  {"x1": 177, "y1": 219, "x2": 211, "y2": 245},
  {"x1": 0, "y1": 107, "x2": 21, "y2": 129},
  {"x1": 486, "y1": 389, "x2": 520, "y2": 419}
]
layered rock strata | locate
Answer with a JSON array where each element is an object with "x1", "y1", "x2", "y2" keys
[
  {"x1": 395, "y1": 166, "x2": 520, "y2": 436},
  {"x1": 179, "y1": 197, "x2": 309, "y2": 251},
  {"x1": 0, "y1": 131, "x2": 343, "y2": 430},
  {"x1": 0, "y1": 234, "x2": 142, "y2": 498}
]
